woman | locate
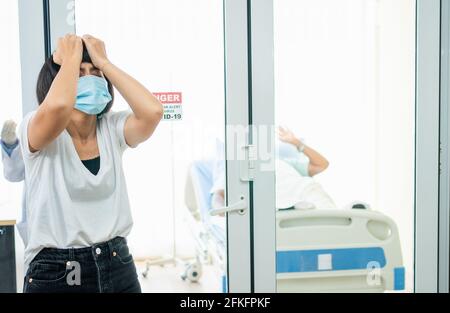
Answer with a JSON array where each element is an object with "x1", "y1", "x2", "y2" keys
[
  {"x1": 1, "y1": 120, "x2": 24, "y2": 182},
  {"x1": 20, "y1": 34, "x2": 163, "y2": 293},
  {"x1": 276, "y1": 126, "x2": 329, "y2": 177},
  {"x1": 1, "y1": 120, "x2": 27, "y2": 244},
  {"x1": 275, "y1": 126, "x2": 335, "y2": 210},
  {"x1": 210, "y1": 127, "x2": 334, "y2": 210}
]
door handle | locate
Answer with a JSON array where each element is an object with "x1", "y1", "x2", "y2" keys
[{"x1": 210, "y1": 196, "x2": 247, "y2": 216}]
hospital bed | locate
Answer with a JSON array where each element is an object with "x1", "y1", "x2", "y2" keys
[
  {"x1": 184, "y1": 160, "x2": 405, "y2": 293},
  {"x1": 183, "y1": 160, "x2": 227, "y2": 289}
]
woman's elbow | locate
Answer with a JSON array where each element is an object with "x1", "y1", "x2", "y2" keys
[
  {"x1": 139, "y1": 109, "x2": 163, "y2": 137},
  {"x1": 43, "y1": 99, "x2": 74, "y2": 117},
  {"x1": 153, "y1": 100, "x2": 164, "y2": 120},
  {"x1": 142, "y1": 99, "x2": 164, "y2": 120},
  {"x1": 313, "y1": 161, "x2": 330, "y2": 176},
  {"x1": 317, "y1": 161, "x2": 329, "y2": 174},
  {"x1": 154, "y1": 105, "x2": 164, "y2": 121},
  {"x1": 152, "y1": 107, "x2": 164, "y2": 130},
  {"x1": 145, "y1": 105, "x2": 163, "y2": 127}
]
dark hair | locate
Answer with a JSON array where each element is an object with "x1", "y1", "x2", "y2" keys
[{"x1": 36, "y1": 42, "x2": 114, "y2": 118}]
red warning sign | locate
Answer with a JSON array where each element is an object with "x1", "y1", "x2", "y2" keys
[
  {"x1": 154, "y1": 92, "x2": 183, "y2": 121},
  {"x1": 154, "y1": 92, "x2": 182, "y2": 104}
]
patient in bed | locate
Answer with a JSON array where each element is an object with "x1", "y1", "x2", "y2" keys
[{"x1": 211, "y1": 127, "x2": 336, "y2": 211}]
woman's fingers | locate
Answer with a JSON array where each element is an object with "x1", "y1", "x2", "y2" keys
[
  {"x1": 64, "y1": 33, "x2": 77, "y2": 41},
  {"x1": 81, "y1": 34, "x2": 109, "y2": 70},
  {"x1": 277, "y1": 126, "x2": 298, "y2": 144},
  {"x1": 82, "y1": 34, "x2": 98, "y2": 49},
  {"x1": 279, "y1": 126, "x2": 287, "y2": 133},
  {"x1": 82, "y1": 34, "x2": 99, "y2": 44},
  {"x1": 84, "y1": 34, "x2": 98, "y2": 41},
  {"x1": 278, "y1": 126, "x2": 287, "y2": 136},
  {"x1": 52, "y1": 34, "x2": 83, "y2": 66}
]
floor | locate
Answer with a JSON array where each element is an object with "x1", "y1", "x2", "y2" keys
[{"x1": 136, "y1": 261, "x2": 222, "y2": 293}]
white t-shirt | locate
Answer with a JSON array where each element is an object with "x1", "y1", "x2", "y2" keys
[
  {"x1": 276, "y1": 159, "x2": 336, "y2": 210},
  {"x1": 19, "y1": 110, "x2": 134, "y2": 269},
  {"x1": 1, "y1": 145, "x2": 28, "y2": 245}
]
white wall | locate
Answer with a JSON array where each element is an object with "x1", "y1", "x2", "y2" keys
[
  {"x1": 0, "y1": 0, "x2": 23, "y2": 220},
  {"x1": 274, "y1": 0, "x2": 415, "y2": 291}
]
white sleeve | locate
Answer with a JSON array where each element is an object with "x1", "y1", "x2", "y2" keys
[
  {"x1": 1, "y1": 146, "x2": 25, "y2": 182},
  {"x1": 105, "y1": 110, "x2": 135, "y2": 152},
  {"x1": 19, "y1": 111, "x2": 41, "y2": 159}
]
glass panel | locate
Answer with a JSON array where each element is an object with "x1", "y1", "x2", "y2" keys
[
  {"x1": 0, "y1": 0, "x2": 23, "y2": 292},
  {"x1": 0, "y1": 0, "x2": 23, "y2": 210},
  {"x1": 274, "y1": 0, "x2": 415, "y2": 292},
  {"x1": 75, "y1": 0, "x2": 226, "y2": 292}
]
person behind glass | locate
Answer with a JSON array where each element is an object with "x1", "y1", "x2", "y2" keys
[
  {"x1": 210, "y1": 126, "x2": 332, "y2": 211},
  {"x1": 1, "y1": 120, "x2": 24, "y2": 182},
  {"x1": 1, "y1": 121, "x2": 28, "y2": 244},
  {"x1": 21, "y1": 34, "x2": 163, "y2": 293}
]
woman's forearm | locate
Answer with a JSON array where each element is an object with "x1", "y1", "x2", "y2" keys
[
  {"x1": 81, "y1": 35, "x2": 163, "y2": 146},
  {"x1": 28, "y1": 58, "x2": 79, "y2": 152},
  {"x1": 303, "y1": 145, "x2": 329, "y2": 168},
  {"x1": 45, "y1": 58, "x2": 80, "y2": 114},
  {"x1": 293, "y1": 138, "x2": 329, "y2": 168},
  {"x1": 101, "y1": 62, "x2": 163, "y2": 120}
]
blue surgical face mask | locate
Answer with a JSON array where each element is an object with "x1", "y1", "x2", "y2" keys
[{"x1": 75, "y1": 75, "x2": 112, "y2": 116}]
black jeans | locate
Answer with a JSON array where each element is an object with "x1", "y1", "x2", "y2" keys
[{"x1": 23, "y1": 236, "x2": 141, "y2": 293}]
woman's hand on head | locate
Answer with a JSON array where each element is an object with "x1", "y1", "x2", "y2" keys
[
  {"x1": 82, "y1": 35, "x2": 110, "y2": 71},
  {"x1": 53, "y1": 34, "x2": 83, "y2": 66}
]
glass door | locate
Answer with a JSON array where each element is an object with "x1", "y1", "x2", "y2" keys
[
  {"x1": 248, "y1": 0, "x2": 440, "y2": 293},
  {"x1": 272, "y1": 0, "x2": 416, "y2": 292},
  {"x1": 31, "y1": 0, "x2": 254, "y2": 293},
  {"x1": 0, "y1": 0, "x2": 23, "y2": 293},
  {"x1": 0, "y1": 0, "x2": 23, "y2": 219}
]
